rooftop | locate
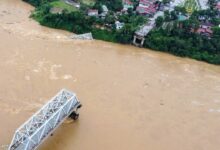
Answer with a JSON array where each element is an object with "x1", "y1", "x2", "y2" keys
[
  {"x1": 136, "y1": 5, "x2": 156, "y2": 14},
  {"x1": 123, "y1": 0, "x2": 133, "y2": 5}
]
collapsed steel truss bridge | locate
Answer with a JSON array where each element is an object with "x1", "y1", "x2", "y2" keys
[{"x1": 8, "y1": 89, "x2": 81, "y2": 150}]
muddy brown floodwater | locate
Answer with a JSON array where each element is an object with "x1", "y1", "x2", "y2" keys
[{"x1": 1, "y1": 1, "x2": 220, "y2": 150}]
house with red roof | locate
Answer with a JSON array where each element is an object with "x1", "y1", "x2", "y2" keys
[
  {"x1": 216, "y1": 2, "x2": 220, "y2": 11},
  {"x1": 136, "y1": 0, "x2": 157, "y2": 17},
  {"x1": 88, "y1": 9, "x2": 98, "y2": 17},
  {"x1": 136, "y1": 0, "x2": 157, "y2": 16},
  {"x1": 195, "y1": 22, "x2": 214, "y2": 38},
  {"x1": 139, "y1": 0, "x2": 156, "y2": 7},
  {"x1": 196, "y1": 28, "x2": 213, "y2": 37},
  {"x1": 136, "y1": 6, "x2": 156, "y2": 16},
  {"x1": 123, "y1": 0, "x2": 134, "y2": 10}
]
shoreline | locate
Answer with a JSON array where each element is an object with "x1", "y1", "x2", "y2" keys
[
  {"x1": 26, "y1": 0, "x2": 220, "y2": 65},
  {"x1": 1, "y1": 0, "x2": 219, "y2": 68},
  {"x1": 1, "y1": 1, "x2": 220, "y2": 150}
]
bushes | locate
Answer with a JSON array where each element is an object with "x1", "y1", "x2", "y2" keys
[
  {"x1": 144, "y1": 29, "x2": 220, "y2": 64},
  {"x1": 37, "y1": 10, "x2": 93, "y2": 33},
  {"x1": 95, "y1": 0, "x2": 123, "y2": 11},
  {"x1": 92, "y1": 29, "x2": 117, "y2": 42},
  {"x1": 144, "y1": 8, "x2": 220, "y2": 64},
  {"x1": 28, "y1": 0, "x2": 146, "y2": 44}
]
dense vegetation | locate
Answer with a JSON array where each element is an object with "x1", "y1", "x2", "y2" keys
[
  {"x1": 23, "y1": 0, "x2": 56, "y2": 7},
  {"x1": 23, "y1": 0, "x2": 220, "y2": 64},
  {"x1": 145, "y1": 8, "x2": 220, "y2": 64},
  {"x1": 94, "y1": 0, "x2": 123, "y2": 11},
  {"x1": 27, "y1": 0, "x2": 146, "y2": 44}
]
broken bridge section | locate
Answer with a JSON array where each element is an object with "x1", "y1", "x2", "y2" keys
[{"x1": 8, "y1": 89, "x2": 82, "y2": 150}]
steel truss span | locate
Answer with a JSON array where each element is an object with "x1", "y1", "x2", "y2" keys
[{"x1": 8, "y1": 89, "x2": 81, "y2": 150}]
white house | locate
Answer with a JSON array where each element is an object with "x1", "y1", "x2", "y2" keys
[
  {"x1": 115, "y1": 21, "x2": 125, "y2": 30},
  {"x1": 123, "y1": 0, "x2": 134, "y2": 10},
  {"x1": 102, "y1": 5, "x2": 109, "y2": 14}
]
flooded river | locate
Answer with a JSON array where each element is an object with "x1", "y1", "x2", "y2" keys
[{"x1": 1, "y1": 1, "x2": 220, "y2": 150}]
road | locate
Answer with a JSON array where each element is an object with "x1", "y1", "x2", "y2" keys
[{"x1": 135, "y1": 11, "x2": 164, "y2": 36}]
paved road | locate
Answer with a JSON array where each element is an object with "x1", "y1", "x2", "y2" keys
[{"x1": 135, "y1": 11, "x2": 164, "y2": 36}]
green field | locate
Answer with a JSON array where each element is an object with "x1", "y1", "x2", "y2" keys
[
  {"x1": 50, "y1": 1, "x2": 78, "y2": 12},
  {"x1": 184, "y1": 0, "x2": 200, "y2": 13}
]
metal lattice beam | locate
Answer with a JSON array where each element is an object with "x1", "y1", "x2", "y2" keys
[{"x1": 8, "y1": 89, "x2": 81, "y2": 150}]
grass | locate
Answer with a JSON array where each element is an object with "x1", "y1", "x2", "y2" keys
[
  {"x1": 50, "y1": 0, "x2": 78, "y2": 12},
  {"x1": 80, "y1": 0, "x2": 95, "y2": 6}
]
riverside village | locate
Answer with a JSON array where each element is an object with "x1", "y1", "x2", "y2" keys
[
  {"x1": 25, "y1": 0, "x2": 220, "y2": 64},
  {"x1": 45, "y1": 0, "x2": 220, "y2": 46}
]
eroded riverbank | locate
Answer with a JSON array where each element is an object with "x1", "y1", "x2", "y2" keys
[{"x1": 1, "y1": 1, "x2": 220, "y2": 150}]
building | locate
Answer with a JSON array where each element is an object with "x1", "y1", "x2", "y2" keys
[
  {"x1": 215, "y1": 2, "x2": 220, "y2": 17},
  {"x1": 196, "y1": 28, "x2": 213, "y2": 37},
  {"x1": 115, "y1": 21, "x2": 125, "y2": 30},
  {"x1": 200, "y1": 22, "x2": 213, "y2": 29},
  {"x1": 139, "y1": 0, "x2": 156, "y2": 7},
  {"x1": 136, "y1": 0, "x2": 157, "y2": 16},
  {"x1": 88, "y1": 9, "x2": 98, "y2": 17},
  {"x1": 136, "y1": 5, "x2": 156, "y2": 16},
  {"x1": 123, "y1": 0, "x2": 134, "y2": 10},
  {"x1": 178, "y1": 14, "x2": 188, "y2": 21},
  {"x1": 216, "y1": 2, "x2": 220, "y2": 11},
  {"x1": 195, "y1": 22, "x2": 214, "y2": 38},
  {"x1": 100, "y1": 5, "x2": 108, "y2": 18},
  {"x1": 198, "y1": 15, "x2": 206, "y2": 21},
  {"x1": 158, "y1": 3, "x2": 164, "y2": 11}
]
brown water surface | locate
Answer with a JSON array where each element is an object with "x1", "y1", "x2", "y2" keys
[{"x1": 1, "y1": 1, "x2": 220, "y2": 150}]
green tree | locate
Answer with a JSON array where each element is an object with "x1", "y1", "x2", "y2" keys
[
  {"x1": 127, "y1": 8, "x2": 133, "y2": 16},
  {"x1": 170, "y1": 11, "x2": 178, "y2": 20},
  {"x1": 174, "y1": 6, "x2": 187, "y2": 14},
  {"x1": 105, "y1": 14, "x2": 115, "y2": 24},
  {"x1": 164, "y1": 10, "x2": 170, "y2": 21},
  {"x1": 93, "y1": 1, "x2": 103, "y2": 13},
  {"x1": 162, "y1": 0, "x2": 171, "y2": 4},
  {"x1": 97, "y1": 0, "x2": 123, "y2": 11},
  {"x1": 156, "y1": 16, "x2": 164, "y2": 27},
  {"x1": 116, "y1": 24, "x2": 135, "y2": 43}
]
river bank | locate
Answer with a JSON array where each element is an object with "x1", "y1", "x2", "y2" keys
[
  {"x1": 24, "y1": 0, "x2": 220, "y2": 65},
  {"x1": 1, "y1": 1, "x2": 220, "y2": 150}
]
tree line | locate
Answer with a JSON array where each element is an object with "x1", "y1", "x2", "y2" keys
[
  {"x1": 145, "y1": 8, "x2": 220, "y2": 64},
  {"x1": 23, "y1": 0, "x2": 220, "y2": 64},
  {"x1": 25, "y1": 0, "x2": 146, "y2": 44}
]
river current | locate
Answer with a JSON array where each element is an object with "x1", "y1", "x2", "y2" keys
[{"x1": 1, "y1": 1, "x2": 220, "y2": 150}]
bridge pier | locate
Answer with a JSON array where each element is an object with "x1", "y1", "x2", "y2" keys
[
  {"x1": 133, "y1": 34, "x2": 145, "y2": 47},
  {"x1": 69, "y1": 104, "x2": 82, "y2": 120}
]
